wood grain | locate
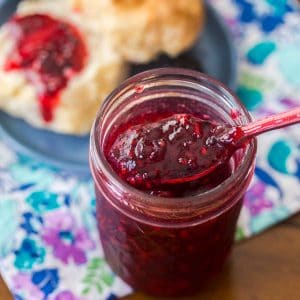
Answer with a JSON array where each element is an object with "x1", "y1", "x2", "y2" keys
[
  {"x1": 1, "y1": 214, "x2": 300, "y2": 300},
  {"x1": 0, "y1": 275, "x2": 12, "y2": 300}
]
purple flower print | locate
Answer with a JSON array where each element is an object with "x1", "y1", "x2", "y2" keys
[
  {"x1": 13, "y1": 274, "x2": 44, "y2": 300},
  {"x1": 244, "y1": 182, "x2": 274, "y2": 216},
  {"x1": 55, "y1": 291, "x2": 84, "y2": 300},
  {"x1": 42, "y1": 211, "x2": 94, "y2": 265},
  {"x1": 280, "y1": 98, "x2": 299, "y2": 109}
]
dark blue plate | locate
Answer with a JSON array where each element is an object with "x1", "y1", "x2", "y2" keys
[{"x1": 0, "y1": 1, "x2": 237, "y2": 175}]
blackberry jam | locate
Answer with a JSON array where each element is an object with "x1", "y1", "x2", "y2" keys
[{"x1": 90, "y1": 69, "x2": 257, "y2": 297}]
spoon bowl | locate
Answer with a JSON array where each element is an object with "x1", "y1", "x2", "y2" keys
[{"x1": 107, "y1": 107, "x2": 300, "y2": 189}]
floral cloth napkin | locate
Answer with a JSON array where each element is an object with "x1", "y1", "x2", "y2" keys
[{"x1": 0, "y1": 0, "x2": 299, "y2": 299}]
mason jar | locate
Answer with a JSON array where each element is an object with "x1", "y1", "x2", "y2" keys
[{"x1": 90, "y1": 68, "x2": 257, "y2": 297}]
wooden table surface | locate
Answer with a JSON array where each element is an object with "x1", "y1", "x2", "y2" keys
[{"x1": 1, "y1": 214, "x2": 300, "y2": 300}]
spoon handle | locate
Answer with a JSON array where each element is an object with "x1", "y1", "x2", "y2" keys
[{"x1": 242, "y1": 107, "x2": 300, "y2": 138}]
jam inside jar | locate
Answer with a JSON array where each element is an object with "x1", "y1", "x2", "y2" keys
[{"x1": 90, "y1": 69, "x2": 257, "y2": 297}]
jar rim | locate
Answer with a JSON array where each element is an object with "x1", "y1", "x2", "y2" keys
[{"x1": 90, "y1": 68, "x2": 257, "y2": 219}]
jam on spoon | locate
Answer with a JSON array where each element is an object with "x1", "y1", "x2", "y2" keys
[
  {"x1": 4, "y1": 14, "x2": 87, "y2": 122},
  {"x1": 107, "y1": 107, "x2": 300, "y2": 189}
]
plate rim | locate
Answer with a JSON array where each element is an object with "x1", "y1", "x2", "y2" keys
[
  {"x1": 0, "y1": 113, "x2": 91, "y2": 175},
  {"x1": 205, "y1": 2, "x2": 238, "y2": 90}
]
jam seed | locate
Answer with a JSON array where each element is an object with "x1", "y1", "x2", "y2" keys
[
  {"x1": 193, "y1": 122, "x2": 201, "y2": 137},
  {"x1": 128, "y1": 176, "x2": 136, "y2": 186},
  {"x1": 178, "y1": 157, "x2": 188, "y2": 165},
  {"x1": 200, "y1": 147, "x2": 207, "y2": 155}
]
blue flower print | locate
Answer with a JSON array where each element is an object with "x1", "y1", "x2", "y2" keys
[
  {"x1": 21, "y1": 212, "x2": 43, "y2": 235},
  {"x1": 235, "y1": 0, "x2": 293, "y2": 32},
  {"x1": 0, "y1": 199, "x2": 18, "y2": 258},
  {"x1": 237, "y1": 86, "x2": 263, "y2": 110},
  {"x1": 268, "y1": 140, "x2": 300, "y2": 176},
  {"x1": 106, "y1": 294, "x2": 118, "y2": 300},
  {"x1": 247, "y1": 41, "x2": 277, "y2": 65},
  {"x1": 12, "y1": 270, "x2": 59, "y2": 300},
  {"x1": 255, "y1": 167, "x2": 283, "y2": 199},
  {"x1": 235, "y1": 0, "x2": 256, "y2": 23},
  {"x1": 82, "y1": 197, "x2": 97, "y2": 233},
  {"x1": 10, "y1": 155, "x2": 55, "y2": 187},
  {"x1": 260, "y1": 15, "x2": 284, "y2": 32},
  {"x1": 26, "y1": 191, "x2": 60, "y2": 213},
  {"x1": 14, "y1": 238, "x2": 45, "y2": 270},
  {"x1": 32, "y1": 269, "x2": 59, "y2": 297}
]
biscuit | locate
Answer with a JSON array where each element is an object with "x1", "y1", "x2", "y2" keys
[
  {"x1": 0, "y1": 0, "x2": 127, "y2": 135},
  {"x1": 78, "y1": 0, "x2": 205, "y2": 63}
]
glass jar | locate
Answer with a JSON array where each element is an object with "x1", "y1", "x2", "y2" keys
[{"x1": 90, "y1": 68, "x2": 257, "y2": 297}]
